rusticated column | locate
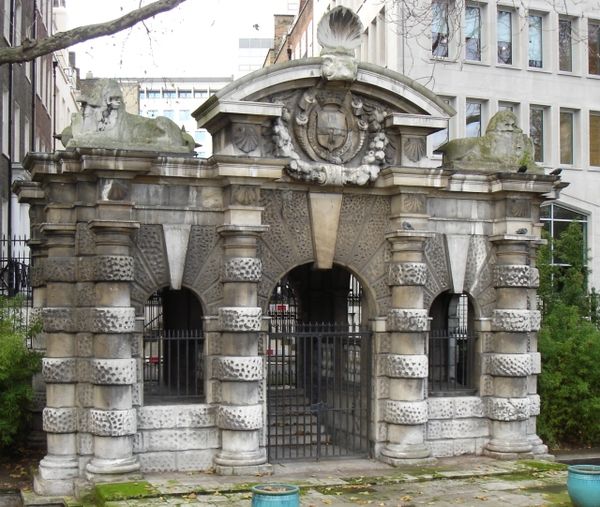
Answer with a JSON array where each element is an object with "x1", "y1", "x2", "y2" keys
[
  {"x1": 380, "y1": 230, "x2": 434, "y2": 465},
  {"x1": 36, "y1": 222, "x2": 80, "y2": 496},
  {"x1": 484, "y1": 236, "x2": 542, "y2": 459},
  {"x1": 213, "y1": 183, "x2": 271, "y2": 475},
  {"x1": 84, "y1": 216, "x2": 140, "y2": 481}
]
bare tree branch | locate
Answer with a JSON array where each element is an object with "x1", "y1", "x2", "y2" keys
[{"x1": 0, "y1": 0, "x2": 187, "y2": 65}]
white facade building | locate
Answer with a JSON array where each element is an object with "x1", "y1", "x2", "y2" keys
[{"x1": 320, "y1": 0, "x2": 600, "y2": 288}]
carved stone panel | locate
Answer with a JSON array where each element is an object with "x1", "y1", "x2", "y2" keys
[
  {"x1": 42, "y1": 358, "x2": 77, "y2": 383},
  {"x1": 217, "y1": 404, "x2": 262, "y2": 430},
  {"x1": 90, "y1": 358, "x2": 136, "y2": 385},
  {"x1": 89, "y1": 408, "x2": 137, "y2": 436},
  {"x1": 42, "y1": 407, "x2": 78, "y2": 433},
  {"x1": 218, "y1": 307, "x2": 262, "y2": 332},
  {"x1": 388, "y1": 263, "x2": 427, "y2": 286},
  {"x1": 387, "y1": 309, "x2": 429, "y2": 332},
  {"x1": 222, "y1": 258, "x2": 262, "y2": 283},
  {"x1": 385, "y1": 354, "x2": 428, "y2": 378},
  {"x1": 385, "y1": 400, "x2": 428, "y2": 425},
  {"x1": 214, "y1": 356, "x2": 263, "y2": 381}
]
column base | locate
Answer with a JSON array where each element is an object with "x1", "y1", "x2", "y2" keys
[
  {"x1": 34, "y1": 455, "x2": 79, "y2": 495},
  {"x1": 380, "y1": 442, "x2": 434, "y2": 465},
  {"x1": 528, "y1": 434, "x2": 554, "y2": 461},
  {"x1": 214, "y1": 448, "x2": 268, "y2": 468},
  {"x1": 85, "y1": 456, "x2": 141, "y2": 483},
  {"x1": 484, "y1": 437, "x2": 534, "y2": 460}
]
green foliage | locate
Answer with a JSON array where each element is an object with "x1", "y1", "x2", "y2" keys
[
  {"x1": 0, "y1": 297, "x2": 41, "y2": 451},
  {"x1": 537, "y1": 223, "x2": 600, "y2": 448}
]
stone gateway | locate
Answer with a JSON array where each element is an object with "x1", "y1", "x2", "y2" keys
[{"x1": 19, "y1": 6, "x2": 563, "y2": 498}]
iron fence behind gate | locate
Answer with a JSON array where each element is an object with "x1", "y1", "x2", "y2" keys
[
  {"x1": 267, "y1": 322, "x2": 371, "y2": 461},
  {"x1": 143, "y1": 329, "x2": 204, "y2": 403},
  {"x1": 428, "y1": 328, "x2": 476, "y2": 394}
]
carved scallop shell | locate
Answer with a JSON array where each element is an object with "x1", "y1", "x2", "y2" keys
[
  {"x1": 404, "y1": 137, "x2": 426, "y2": 163},
  {"x1": 317, "y1": 6, "x2": 363, "y2": 55},
  {"x1": 233, "y1": 124, "x2": 259, "y2": 154}
]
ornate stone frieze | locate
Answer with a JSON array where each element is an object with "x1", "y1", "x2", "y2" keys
[
  {"x1": 216, "y1": 404, "x2": 262, "y2": 430},
  {"x1": 214, "y1": 356, "x2": 263, "y2": 381},
  {"x1": 217, "y1": 307, "x2": 262, "y2": 332},
  {"x1": 493, "y1": 265, "x2": 539, "y2": 288},
  {"x1": 385, "y1": 354, "x2": 428, "y2": 378},
  {"x1": 89, "y1": 408, "x2": 137, "y2": 436},
  {"x1": 42, "y1": 358, "x2": 77, "y2": 383},
  {"x1": 387, "y1": 309, "x2": 429, "y2": 332},
  {"x1": 388, "y1": 263, "x2": 427, "y2": 286},
  {"x1": 485, "y1": 397, "x2": 530, "y2": 421},
  {"x1": 44, "y1": 257, "x2": 76, "y2": 282},
  {"x1": 90, "y1": 358, "x2": 136, "y2": 385},
  {"x1": 485, "y1": 354, "x2": 532, "y2": 377},
  {"x1": 492, "y1": 310, "x2": 541, "y2": 332},
  {"x1": 42, "y1": 307, "x2": 77, "y2": 333},
  {"x1": 42, "y1": 407, "x2": 78, "y2": 433},
  {"x1": 222, "y1": 257, "x2": 262, "y2": 283},
  {"x1": 384, "y1": 400, "x2": 428, "y2": 425}
]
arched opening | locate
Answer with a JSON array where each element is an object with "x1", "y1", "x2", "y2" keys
[
  {"x1": 266, "y1": 263, "x2": 371, "y2": 461},
  {"x1": 143, "y1": 287, "x2": 204, "y2": 404},
  {"x1": 428, "y1": 292, "x2": 476, "y2": 395}
]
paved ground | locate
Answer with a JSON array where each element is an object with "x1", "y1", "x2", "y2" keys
[{"x1": 21, "y1": 456, "x2": 572, "y2": 506}]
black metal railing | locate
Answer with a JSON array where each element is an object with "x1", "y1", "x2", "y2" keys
[
  {"x1": 428, "y1": 328, "x2": 476, "y2": 395},
  {"x1": 143, "y1": 329, "x2": 204, "y2": 403},
  {"x1": 0, "y1": 235, "x2": 31, "y2": 299}
]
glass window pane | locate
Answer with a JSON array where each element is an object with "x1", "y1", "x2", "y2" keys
[
  {"x1": 560, "y1": 111, "x2": 574, "y2": 164},
  {"x1": 432, "y1": 0, "x2": 449, "y2": 57},
  {"x1": 559, "y1": 19, "x2": 572, "y2": 72},
  {"x1": 465, "y1": 6, "x2": 481, "y2": 61},
  {"x1": 590, "y1": 113, "x2": 600, "y2": 166},
  {"x1": 528, "y1": 15, "x2": 543, "y2": 68},
  {"x1": 530, "y1": 107, "x2": 544, "y2": 162},
  {"x1": 466, "y1": 101, "x2": 481, "y2": 137},
  {"x1": 553, "y1": 205, "x2": 586, "y2": 221},
  {"x1": 497, "y1": 11, "x2": 512, "y2": 64},
  {"x1": 589, "y1": 22, "x2": 600, "y2": 74},
  {"x1": 162, "y1": 110, "x2": 174, "y2": 120}
]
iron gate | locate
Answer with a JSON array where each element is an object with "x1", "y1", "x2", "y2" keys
[{"x1": 267, "y1": 322, "x2": 371, "y2": 461}]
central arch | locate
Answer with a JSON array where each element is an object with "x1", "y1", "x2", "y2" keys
[{"x1": 266, "y1": 263, "x2": 372, "y2": 461}]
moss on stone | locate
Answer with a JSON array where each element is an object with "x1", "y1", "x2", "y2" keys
[
  {"x1": 94, "y1": 481, "x2": 159, "y2": 505},
  {"x1": 519, "y1": 460, "x2": 568, "y2": 472}
]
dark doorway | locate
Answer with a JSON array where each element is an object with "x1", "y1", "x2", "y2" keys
[
  {"x1": 266, "y1": 263, "x2": 371, "y2": 461},
  {"x1": 143, "y1": 287, "x2": 204, "y2": 403}
]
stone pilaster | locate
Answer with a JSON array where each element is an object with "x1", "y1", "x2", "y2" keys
[
  {"x1": 35, "y1": 221, "x2": 80, "y2": 496},
  {"x1": 213, "y1": 183, "x2": 271, "y2": 475},
  {"x1": 84, "y1": 217, "x2": 140, "y2": 481},
  {"x1": 484, "y1": 236, "x2": 541, "y2": 459},
  {"x1": 380, "y1": 230, "x2": 434, "y2": 465}
]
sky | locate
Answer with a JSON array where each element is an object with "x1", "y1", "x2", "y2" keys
[{"x1": 66, "y1": 0, "x2": 297, "y2": 79}]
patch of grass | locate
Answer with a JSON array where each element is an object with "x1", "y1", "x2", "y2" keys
[
  {"x1": 94, "y1": 481, "x2": 159, "y2": 505},
  {"x1": 519, "y1": 460, "x2": 568, "y2": 472},
  {"x1": 315, "y1": 484, "x2": 376, "y2": 495}
]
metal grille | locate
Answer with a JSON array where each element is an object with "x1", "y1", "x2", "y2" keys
[
  {"x1": 0, "y1": 236, "x2": 31, "y2": 299},
  {"x1": 428, "y1": 328, "x2": 475, "y2": 394},
  {"x1": 267, "y1": 322, "x2": 371, "y2": 461}
]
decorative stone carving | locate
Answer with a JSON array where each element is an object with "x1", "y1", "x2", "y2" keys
[
  {"x1": 492, "y1": 310, "x2": 541, "y2": 332},
  {"x1": 529, "y1": 394, "x2": 541, "y2": 416},
  {"x1": 42, "y1": 358, "x2": 77, "y2": 383},
  {"x1": 215, "y1": 356, "x2": 263, "y2": 381},
  {"x1": 222, "y1": 258, "x2": 262, "y2": 283},
  {"x1": 44, "y1": 257, "x2": 76, "y2": 282},
  {"x1": 385, "y1": 354, "x2": 428, "y2": 378},
  {"x1": 387, "y1": 309, "x2": 429, "y2": 332},
  {"x1": 87, "y1": 307, "x2": 136, "y2": 333},
  {"x1": 530, "y1": 352, "x2": 542, "y2": 375},
  {"x1": 42, "y1": 407, "x2": 78, "y2": 433},
  {"x1": 486, "y1": 354, "x2": 532, "y2": 377},
  {"x1": 506, "y1": 199, "x2": 531, "y2": 218},
  {"x1": 76, "y1": 222, "x2": 96, "y2": 256},
  {"x1": 403, "y1": 136, "x2": 427, "y2": 163},
  {"x1": 42, "y1": 308, "x2": 76, "y2": 333},
  {"x1": 89, "y1": 409, "x2": 137, "y2": 436},
  {"x1": 493, "y1": 265, "x2": 539, "y2": 288},
  {"x1": 137, "y1": 405, "x2": 216, "y2": 430},
  {"x1": 388, "y1": 263, "x2": 427, "y2": 286},
  {"x1": 317, "y1": 6, "x2": 362, "y2": 81},
  {"x1": 399, "y1": 194, "x2": 426, "y2": 213},
  {"x1": 218, "y1": 307, "x2": 262, "y2": 332},
  {"x1": 384, "y1": 400, "x2": 428, "y2": 425},
  {"x1": 232, "y1": 124, "x2": 260, "y2": 153},
  {"x1": 217, "y1": 405, "x2": 263, "y2": 430},
  {"x1": 90, "y1": 358, "x2": 136, "y2": 385},
  {"x1": 438, "y1": 111, "x2": 542, "y2": 173},
  {"x1": 93, "y1": 256, "x2": 135, "y2": 281},
  {"x1": 485, "y1": 397, "x2": 530, "y2": 421},
  {"x1": 59, "y1": 79, "x2": 195, "y2": 153}
]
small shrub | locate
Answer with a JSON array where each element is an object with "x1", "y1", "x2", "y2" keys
[{"x1": 0, "y1": 298, "x2": 41, "y2": 451}]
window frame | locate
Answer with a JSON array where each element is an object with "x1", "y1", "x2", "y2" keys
[
  {"x1": 590, "y1": 112, "x2": 600, "y2": 166},
  {"x1": 559, "y1": 17, "x2": 573, "y2": 72},
  {"x1": 497, "y1": 9, "x2": 513, "y2": 65},
  {"x1": 528, "y1": 13, "x2": 543, "y2": 68},
  {"x1": 560, "y1": 109, "x2": 575, "y2": 165},
  {"x1": 465, "y1": 99, "x2": 483, "y2": 138},
  {"x1": 432, "y1": 0, "x2": 451, "y2": 58},
  {"x1": 589, "y1": 20, "x2": 600, "y2": 75},
  {"x1": 464, "y1": 3, "x2": 482, "y2": 61},
  {"x1": 529, "y1": 105, "x2": 545, "y2": 163}
]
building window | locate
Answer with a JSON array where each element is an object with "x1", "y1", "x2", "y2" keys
[
  {"x1": 559, "y1": 19, "x2": 573, "y2": 72},
  {"x1": 194, "y1": 89, "x2": 208, "y2": 99},
  {"x1": 528, "y1": 14, "x2": 543, "y2": 68},
  {"x1": 163, "y1": 90, "x2": 176, "y2": 99},
  {"x1": 139, "y1": 90, "x2": 146, "y2": 99},
  {"x1": 430, "y1": 97, "x2": 452, "y2": 151},
  {"x1": 590, "y1": 112, "x2": 600, "y2": 166},
  {"x1": 540, "y1": 203, "x2": 587, "y2": 267},
  {"x1": 530, "y1": 106, "x2": 544, "y2": 163},
  {"x1": 497, "y1": 10, "x2": 512, "y2": 64},
  {"x1": 560, "y1": 110, "x2": 574, "y2": 165},
  {"x1": 466, "y1": 100, "x2": 482, "y2": 137},
  {"x1": 162, "y1": 109, "x2": 175, "y2": 120},
  {"x1": 465, "y1": 5, "x2": 481, "y2": 61},
  {"x1": 178, "y1": 89, "x2": 192, "y2": 98},
  {"x1": 589, "y1": 21, "x2": 600, "y2": 74},
  {"x1": 147, "y1": 90, "x2": 160, "y2": 99},
  {"x1": 179, "y1": 110, "x2": 190, "y2": 122},
  {"x1": 432, "y1": 0, "x2": 449, "y2": 57}
]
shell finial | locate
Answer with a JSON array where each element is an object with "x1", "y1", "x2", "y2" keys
[{"x1": 317, "y1": 6, "x2": 363, "y2": 56}]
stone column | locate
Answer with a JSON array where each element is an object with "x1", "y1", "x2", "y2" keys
[
  {"x1": 36, "y1": 221, "x2": 80, "y2": 496},
  {"x1": 380, "y1": 230, "x2": 433, "y2": 465},
  {"x1": 484, "y1": 236, "x2": 540, "y2": 459},
  {"x1": 85, "y1": 212, "x2": 140, "y2": 481},
  {"x1": 213, "y1": 184, "x2": 271, "y2": 475}
]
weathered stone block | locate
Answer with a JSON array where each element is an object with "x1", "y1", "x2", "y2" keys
[
  {"x1": 42, "y1": 358, "x2": 77, "y2": 383},
  {"x1": 90, "y1": 358, "x2": 136, "y2": 385},
  {"x1": 42, "y1": 407, "x2": 78, "y2": 433},
  {"x1": 485, "y1": 353, "x2": 532, "y2": 377},
  {"x1": 214, "y1": 356, "x2": 263, "y2": 381},
  {"x1": 387, "y1": 309, "x2": 429, "y2": 332},
  {"x1": 485, "y1": 397, "x2": 530, "y2": 421},
  {"x1": 45, "y1": 257, "x2": 77, "y2": 282},
  {"x1": 388, "y1": 263, "x2": 427, "y2": 286},
  {"x1": 384, "y1": 400, "x2": 428, "y2": 425},
  {"x1": 89, "y1": 408, "x2": 137, "y2": 436},
  {"x1": 384, "y1": 354, "x2": 427, "y2": 378},
  {"x1": 222, "y1": 257, "x2": 262, "y2": 282},
  {"x1": 43, "y1": 308, "x2": 76, "y2": 333},
  {"x1": 218, "y1": 307, "x2": 262, "y2": 332},
  {"x1": 491, "y1": 310, "x2": 541, "y2": 332},
  {"x1": 217, "y1": 404, "x2": 262, "y2": 430},
  {"x1": 493, "y1": 265, "x2": 539, "y2": 288}
]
